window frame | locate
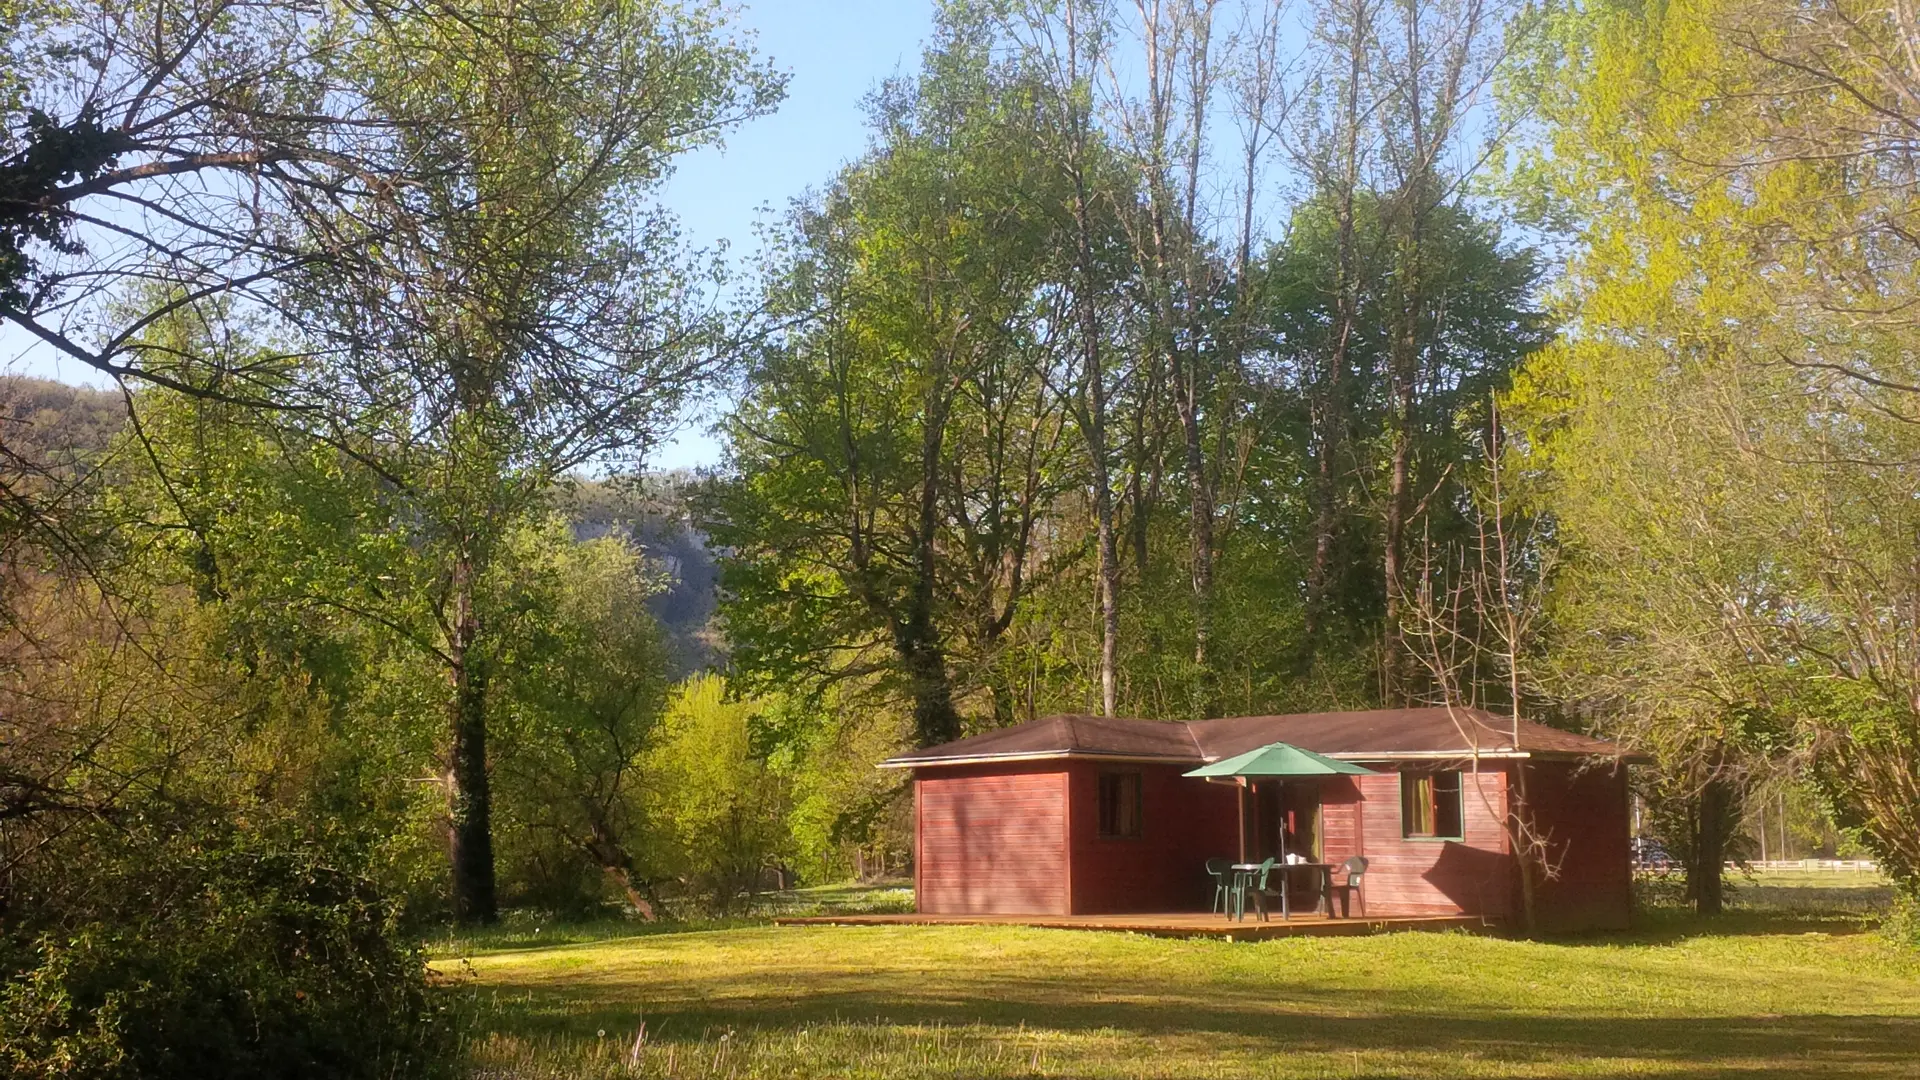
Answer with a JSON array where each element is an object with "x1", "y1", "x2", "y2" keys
[
  {"x1": 1096, "y1": 770, "x2": 1144, "y2": 841},
  {"x1": 1398, "y1": 768, "x2": 1466, "y2": 842}
]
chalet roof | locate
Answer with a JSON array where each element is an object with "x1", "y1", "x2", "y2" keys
[{"x1": 878, "y1": 707, "x2": 1640, "y2": 769}]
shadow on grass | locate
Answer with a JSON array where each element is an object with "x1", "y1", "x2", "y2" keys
[
  {"x1": 464, "y1": 976, "x2": 1920, "y2": 1080},
  {"x1": 429, "y1": 885, "x2": 913, "y2": 958},
  {"x1": 1536, "y1": 906, "x2": 1882, "y2": 947},
  {"x1": 428, "y1": 916, "x2": 773, "y2": 958}
]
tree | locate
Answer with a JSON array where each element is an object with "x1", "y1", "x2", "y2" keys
[
  {"x1": 1, "y1": 0, "x2": 409, "y2": 404},
  {"x1": 1263, "y1": 193, "x2": 1548, "y2": 684},
  {"x1": 712, "y1": 15, "x2": 1068, "y2": 746},
  {"x1": 1004, "y1": 0, "x2": 1141, "y2": 718},
  {"x1": 299, "y1": 0, "x2": 780, "y2": 922},
  {"x1": 643, "y1": 674, "x2": 791, "y2": 914},
  {"x1": 1292, "y1": 0, "x2": 1379, "y2": 642},
  {"x1": 1104, "y1": 0, "x2": 1242, "y2": 715},
  {"x1": 1398, "y1": 401, "x2": 1561, "y2": 930},
  {"x1": 492, "y1": 521, "x2": 673, "y2": 918},
  {"x1": 1514, "y1": 0, "x2": 1920, "y2": 909}
]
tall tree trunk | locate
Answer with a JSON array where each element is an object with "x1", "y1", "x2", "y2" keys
[
  {"x1": 902, "y1": 635, "x2": 961, "y2": 747},
  {"x1": 1178, "y1": 388, "x2": 1215, "y2": 714},
  {"x1": 447, "y1": 549, "x2": 497, "y2": 924},
  {"x1": 1179, "y1": 1, "x2": 1218, "y2": 719},
  {"x1": 1304, "y1": 0, "x2": 1368, "y2": 640},
  {"x1": 1063, "y1": 0, "x2": 1121, "y2": 718},
  {"x1": 1381, "y1": 373, "x2": 1413, "y2": 703},
  {"x1": 905, "y1": 374, "x2": 961, "y2": 747},
  {"x1": 1380, "y1": 0, "x2": 1429, "y2": 707},
  {"x1": 1693, "y1": 770, "x2": 1731, "y2": 915}
]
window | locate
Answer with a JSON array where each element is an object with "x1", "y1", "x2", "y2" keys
[
  {"x1": 1098, "y1": 771, "x2": 1143, "y2": 839},
  {"x1": 1401, "y1": 770, "x2": 1464, "y2": 839}
]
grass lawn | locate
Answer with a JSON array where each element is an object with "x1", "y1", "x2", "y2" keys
[{"x1": 443, "y1": 888, "x2": 1920, "y2": 1080}]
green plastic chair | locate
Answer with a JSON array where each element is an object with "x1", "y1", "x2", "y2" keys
[
  {"x1": 1205, "y1": 858, "x2": 1234, "y2": 915},
  {"x1": 1329, "y1": 855, "x2": 1368, "y2": 918},
  {"x1": 1245, "y1": 857, "x2": 1282, "y2": 921}
]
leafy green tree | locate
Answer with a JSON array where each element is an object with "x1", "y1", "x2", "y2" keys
[
  {"x1": 492, "y1": 520, "x2": 673, "y2": 917},
  {"x1": 643, "y1": 674, "x2": 790, "y2": 914},
  {"x1": 711, "y1": 15, "x2": 1069, "y2": 747},
  {"x1": 1267, "y1": 193, "x2": 1549, "y2": 676},
  {"x1": 298, "y1": 0, "x2": 781, "y2": 922},
  {"x1": 1512, "y1": 0, "x2": 1920, "y2": 910}
]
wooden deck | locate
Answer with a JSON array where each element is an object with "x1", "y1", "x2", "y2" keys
[{"x1": 773, "y1": 910, "x2": 1498, "y2": 941}]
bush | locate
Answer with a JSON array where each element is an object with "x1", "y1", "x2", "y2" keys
[
  {"x1": 643, "y1": 675, "x2": 791, "y2": 914},
  {"x1": 0, "y1": 825, "x2": 452, "y2": 1080},
  {"x1": 1630, "y1": 871, "x2": 1689, "y2": 913},
  {"x1": 1885, "y1": 886, "x2": 1920, "y2": 951}
]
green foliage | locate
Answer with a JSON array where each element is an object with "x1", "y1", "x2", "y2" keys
[
  {"x1": 1885, "y1": 887, "x2": 1920, "y2": 951},
  {"x1": 774, "y1": 690, "x2": 912, "y2": 882},
  {"x1": 491, "y1": 520, "x2": 674, "y2": 916},
  {"x1": 0, "y1": 823, "x2": 450, "y2": 1080},
  {"x1": 710, "y1": 10, "x2": 1071, "y2": 749},
  {"x1": 711, "y1": 9, "x2": 1551, "y2": 751},
  {"x1": 642, "y1": 676, "x2": 791, "y2": 913},
  {"x1": 1512, "y1": 0, "x2": 1920, "y2": 898}
]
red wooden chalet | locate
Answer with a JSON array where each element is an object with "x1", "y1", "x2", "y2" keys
[{"x1": 879, "y1": 708, "x2": 1645, "y2": 933}]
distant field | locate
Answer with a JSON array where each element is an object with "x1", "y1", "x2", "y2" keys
[
  {"x1": 444, "y1": 886, "x2": 1920, "y2": 1079},
  {"x1": 1731, "y1": 867, "x2": 1894, "y2": 914},
  {"x1": 1739, "y1": 867, "x2": 1886, "y2": 889}
]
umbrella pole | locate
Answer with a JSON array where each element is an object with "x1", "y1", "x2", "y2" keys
[
  {"x1": 1279, "y1": 780, "x2": 1288, "y2": 862},
  {"x1": 1237, "y1": 777, "x2": 1249, "y2": 865}
]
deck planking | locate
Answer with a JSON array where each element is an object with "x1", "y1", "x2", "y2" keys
[{"x1": 771, "y1": 910, "x2": 1497, "y2": 940}]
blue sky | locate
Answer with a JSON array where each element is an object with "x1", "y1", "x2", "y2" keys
[
  {"x1": 647, "y1": 0, "x2": 936, "y2": 469},
  {"x1": 2, "y1": 0, "x2": 937, "y2": 471}
]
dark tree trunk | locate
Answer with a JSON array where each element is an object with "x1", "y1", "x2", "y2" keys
[
  {"x1": 900, "y1": 365, "x2": 961, "y2": 748},
  {"x1": 1173, "y1": 355, "x2": 1215, "y2": 718},
  {"x1": 1074, "y1": 190, "x2": 1119, "y2": 720},
  {"x1": 1692, "y1": 774, "x2": 1731, "y2": 916},
  {"x1": 447, "y1": 553, "x2": 497, "y2": 924},
  {"x1": 901, "y1": 631, "x2": 961, "y2": 747},
  {"x1": 1381, "y1": 380, "x2": 1413, "y2": 703}
]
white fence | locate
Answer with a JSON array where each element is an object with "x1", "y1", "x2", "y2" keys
[{"x1": 1733, "y1": 859, "x2": 1878, "y2": 872}]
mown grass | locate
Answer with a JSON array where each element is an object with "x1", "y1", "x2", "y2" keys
[{"x1": 443, "y1": 882, "x2": 1919, "y2": 1079}]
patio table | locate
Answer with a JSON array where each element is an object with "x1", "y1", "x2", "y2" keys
[{"x1": 1231, "y1": 861, "x2": 1333, "y2": 921}]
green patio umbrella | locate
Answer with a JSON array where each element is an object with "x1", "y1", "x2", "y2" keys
[
  {"x1": 1185, "y1": 742, "x2": 1379, "y2": 864},
  {"x1": 1184, "y1": 741, "x2": 1380, "y2": 780}
]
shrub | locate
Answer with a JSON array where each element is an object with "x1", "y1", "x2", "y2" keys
[
  {"x1": 1630, "y1": 871, "x2": 1689, "y2": 913},
  {"x1": 0, "y1": 825, "x2": 452, "y2": 1080},
  {"x1": 643, "y1": 675, "x2": 791, "y2": 914},
  {"x1": 1885, "y1": 886, "x2": 1920, "y2": 951}
]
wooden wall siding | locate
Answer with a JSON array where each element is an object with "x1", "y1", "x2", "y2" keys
[
  {"x1": 1353, "y1": 767, "x2": 1513, "y2": 918},
  {"x1": 1064, "y1": 761, "x2": 1240, "y2": 914},
  {"x1": 916, "y1": 764, "x2": 1068, "y2": 915},
  {"x1": 1319, "y1": 776, "x2": 1364, "y2": 866},
  {"x1": 1524, "y1": 759, "x2": 1632, "y2": 931}
]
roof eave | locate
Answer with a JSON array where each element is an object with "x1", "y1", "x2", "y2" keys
[
  {"x1": 877, "y1": 749, "x2": 1200, "y2": 770},
  {"x1": 1326, "y1": 750, "x2": 1529, "y2": 761}
]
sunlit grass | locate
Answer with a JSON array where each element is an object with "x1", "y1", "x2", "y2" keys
[
  {"x1": 442, "y1": 887, "x2": 1920, "y2": 1079},
  {"x1": 1730, "y1": 867, "x2": 1895, "y2": 915}
]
